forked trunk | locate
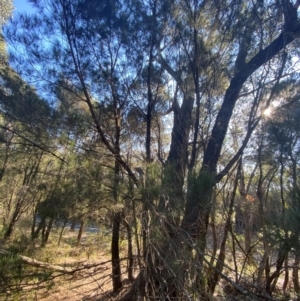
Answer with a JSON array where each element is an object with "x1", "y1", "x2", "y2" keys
[{"x1": 41, "y1": 217, "x2": 54, "y2": 247}]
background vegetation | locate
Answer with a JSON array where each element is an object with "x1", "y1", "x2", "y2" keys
[{"x1": 1, "y1": 0, "x2": 300, "y2": 300}]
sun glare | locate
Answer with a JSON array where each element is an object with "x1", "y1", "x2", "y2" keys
[{"x1": 263, "y1": 107, "x2": 272, "y2": 117}]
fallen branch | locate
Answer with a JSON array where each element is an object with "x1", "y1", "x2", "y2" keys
[
  {"x1": 0, "y1": 249, "x2": 136, "y2": 276},
  {"x1": 201, "y1": 252, "x2": 277, "y2": 301},
  {"x1": 0, "y1": 249, "x2": 73, "y2": 274}
]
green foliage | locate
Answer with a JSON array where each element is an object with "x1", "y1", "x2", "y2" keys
[
  {"x1": 187, "y1": 170, "x2": 214, "y2": 209},
  {"x1": 8, "y1": 233, "x2": 34, "y2": 253},
  {"x1": 142, "y1": 162, "x2": 162, "y2": 199},
  {"x1": 0, "y1": 66, "x2": 51, "y2": 125},
  {"x1": 285, "y1": 200, "x2": 300, "y2": 250},
  {"x1": 0, "y1": 252, "x2": 23, "y2": 294}
]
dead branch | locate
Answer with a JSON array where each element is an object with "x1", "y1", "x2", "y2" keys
[
  {"x1": 0, "y1": 249, "x2": 135, "y2": 276},
  {"x1": 0, "y1": 249, "x2": 73, "y2": 274}
]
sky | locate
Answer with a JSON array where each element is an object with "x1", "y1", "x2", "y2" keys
[{"x1": 13, "y1": 0, "x2": 36, "y2": 14}]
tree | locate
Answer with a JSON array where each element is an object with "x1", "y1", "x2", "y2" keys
[{"x1": 4, "y1": 0, "x2": 300, "y2": 299}]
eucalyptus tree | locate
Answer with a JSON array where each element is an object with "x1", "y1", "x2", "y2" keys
[
  {"x1": 5, "y1": 0, "x2": 300, "y2": 299},
  {"x1": 145, "y1": 0, "x2": 300, "y2": 298}
]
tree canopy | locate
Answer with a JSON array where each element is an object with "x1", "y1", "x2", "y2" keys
[{"x1": 1, "y1": 0, "x2": 300, "y2": 300}]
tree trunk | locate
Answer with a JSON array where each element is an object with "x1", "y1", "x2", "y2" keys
[
  {"x1": 3, "y1": 217, "x2": 16, "y2": 239},
  {"x1": 124, "y1": 219, "x2": 134, "y2": 281},
  {"x1": 282, "y1": 253, "x2": 289, "y2": 292},
  {"x1": 293, "y1": 253, "x2": 300, "y2": 296},
  {"x1": 41, "y1": 217, "x2": 54, "y2": 247},
  {"x1": 32, "y1": 216, "x2": 46, "y2": 240},
  {"x1": 163, "y1": 93, "x2": 194, "y2": 198},
  {"x1": 70, "y1": 219, "x2": 76, "y2": 231},
  {"x1": 112, "y1": 211, "x2": 122, "y2": 291},
  {"x1": 31, "y1": 208, "x2": 38, "y2": 238},
  {"x1": 266, "y1": 245, "x2": 287, "y2": 295},
  {"x1": 58, "y1": 220, "x2": 67, "y2": 246},
  {"x1": 3, "y1": 201, "x2": 22, "y2": 239},
  {"x1": 132, "y1": 198, "x2": 142, "y2": 270},
  {"x1": 76, "y1": 220, "x2": 84, "y2": 246},
  {"x1": 256, "y1": 247, "x2": 271, "y2": 286},
  {"x1": 209, "y1": 206, "x2": 218, "y2": 270},
  {"x1": 244, "y1": 207, "x2": 253, "y2": 254},
  {"x1": 181, "y1": 169, "x2": 214, "y2": 259}
]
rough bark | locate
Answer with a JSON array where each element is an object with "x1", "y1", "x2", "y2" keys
[
  {"x1": 112, "y1": 211, "x2": 122, "y2": 291},
  {"x1": 165, "y1": 93, "x2": 194, "y2": 190}
]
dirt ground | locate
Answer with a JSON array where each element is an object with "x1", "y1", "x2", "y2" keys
[
  {"x1": 0, "y1": 228, "x2": 134, "y2": 301},
  {"x1": 1, "y1": 225, "x2": 296, "y2": 301}
]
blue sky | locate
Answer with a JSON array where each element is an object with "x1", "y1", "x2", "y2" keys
[{"x1": 13, "y1": 0, "x2": 36, "y2": 14}]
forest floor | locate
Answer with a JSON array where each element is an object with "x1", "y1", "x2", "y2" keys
[
  {"x1": 0, "y1": 221, "x2": 296, "y2": 301},
  {"x1": 0, "y1": 223, "x2": 135, "y2": 301}
]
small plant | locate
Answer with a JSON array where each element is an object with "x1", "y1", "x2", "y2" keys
[{"x1": 0, "y1": 252, "x2": 23, "y2": 295}]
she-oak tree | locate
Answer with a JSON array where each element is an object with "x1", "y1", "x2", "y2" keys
[{"x1": 4, "y1": 0, "x2": 300, "y2": 299}]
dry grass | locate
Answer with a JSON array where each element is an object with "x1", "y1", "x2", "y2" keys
[
  {"x1": 2, "y1": 222, "x2": 296, "y2": 301},
  {"x1": 0, "y1": 226, "x2": 135, "y2": 301}
]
